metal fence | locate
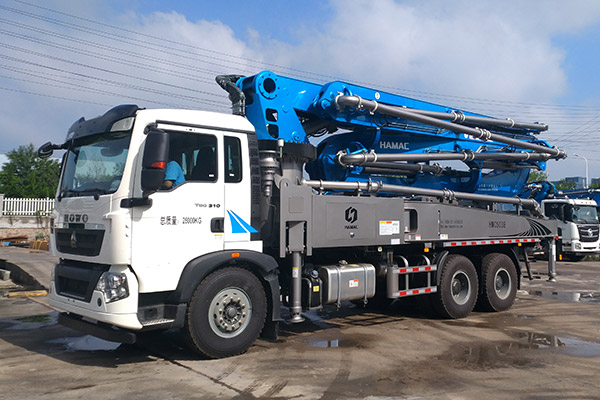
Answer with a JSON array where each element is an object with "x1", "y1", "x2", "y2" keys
[{"x1": 0, "y1": 196, "x2": 55, "y2": 216}]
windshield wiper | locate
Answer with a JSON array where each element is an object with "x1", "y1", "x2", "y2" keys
[
  {"x1": 77, "y1": 187, "x2": 108, "y2": 195},
  {"x1": 59, "y1": 189, "x2": 80, "y2": 199}
]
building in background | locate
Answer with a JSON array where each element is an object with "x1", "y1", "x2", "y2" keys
[{"x1": 565, "y1": 177, "x2": 586, "y2": 189}]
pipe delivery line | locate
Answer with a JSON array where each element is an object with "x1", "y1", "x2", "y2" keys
[{"x1": 336, "y1": 95, "x2": 565, "y2": 159}]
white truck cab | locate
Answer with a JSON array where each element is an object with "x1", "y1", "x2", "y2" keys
[
  {"x1": 541, "y1": 198, "x2": 600, "y2": 261},
  {"x1": 47, "y1": 106, "x2": 268, "y2": 334}
]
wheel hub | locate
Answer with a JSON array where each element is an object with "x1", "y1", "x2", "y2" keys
[
  {"x1": 451, "y1": 271, "x2": 470, "y2": 305},
  {"x1": 209, "y1": 287, "x2": 251, "y2": 338},
  {"x1": 494, "y1": 268, "x2": 511, "y2": 300}
]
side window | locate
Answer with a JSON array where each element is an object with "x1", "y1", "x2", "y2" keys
[
  {"x1": 544, "y1": 203, "x2": 561, "y2": 219},
  {"x1": 189, "y1": 135, "x2": 218, "y2": 182},
  {"x1": 164, "y1": 131, "x2": 217, "y2": 188},
  {"x1": 224, "y1": 136, "x2": 242, "y2": 183}
]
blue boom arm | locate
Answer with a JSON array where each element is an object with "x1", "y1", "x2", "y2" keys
[{"x1": 234, "y1": 71, "x2": 564, "y2": 197}]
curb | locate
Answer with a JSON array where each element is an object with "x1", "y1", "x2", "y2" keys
[
  {"x1": 7, "y1": 290, "x2": 48, "y2": 298},
  {"x1": 0, "y1": 259, "x2": 47, "y2": 291}
]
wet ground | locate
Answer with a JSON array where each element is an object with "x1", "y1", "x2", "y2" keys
[{"x1": 1, "y1": 260, "x2": 599, "y2": 399}]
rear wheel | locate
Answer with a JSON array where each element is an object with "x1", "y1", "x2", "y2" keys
[
  {"x1": 476, "y1": 253, "x2": 517, "y2": 312},
  {"x1": 184, "y1": 267, "x2": 266, "y2": 359},
  {"x1": 432, "y1": 254, "x2": 478, "y2": 319}
]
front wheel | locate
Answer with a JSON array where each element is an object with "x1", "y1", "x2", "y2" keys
[
  {"x1": 432, "y1": 254, "x2": 478, "y2": 319},
  {"x1": 184, "y1": 267, "x2": 267, "y2": 359},
  {"x1": 476, "y1": 253, "x2": 517, "y2": 312}
]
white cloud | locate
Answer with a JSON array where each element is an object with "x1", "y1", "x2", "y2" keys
[{"x1": 256, "y1": 0, "x2": 600, "y2": 104}]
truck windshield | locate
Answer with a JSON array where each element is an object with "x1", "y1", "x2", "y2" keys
[
  {"x1": 59, "y1": 131, "x2": 131, "y2": 198},
  {"x1": 570, "y1": 205, "x2": 599, "y2": 224}
]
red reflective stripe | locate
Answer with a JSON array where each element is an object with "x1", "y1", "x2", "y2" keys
[
  {"x1": 461, "y1": 242, "x2": 467, "y2": 245},
  {"x1": 450, "y1": 243, "x2": 457, "y2": 246},
  {"x1": 400, "y1": 268, "x2": 407, "y2": 273},
  {"x1": 425, "y1": 266, "x2": 431, "y2": 271},
  {"x1": 471, "y1": 242, "x2": 477, "y2": 245},
  {"x1": 151, "y1": 161, "x2": 166, "y2": 169},
  {"x1": 412, "y1": 290, "x2": 419, "y2": 295},
  {"x1": 425, "y1": 288, "x2": 431, "y2": 293},
  {"x1": 399, "y1": 291, "x2": 407, "y2": 296},
  {"x1": 412, "y1": 267, "x2": 419, "y2": 272}
]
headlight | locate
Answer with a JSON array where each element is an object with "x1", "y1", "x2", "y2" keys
[
  {"x1": 96, "y1": 272, "x2": 129, "y2": 303},
  {"x1": 574, "y1": 242, "x2": 582, "y2": 250}
]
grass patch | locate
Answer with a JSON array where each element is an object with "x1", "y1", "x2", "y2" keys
[{"x1": 15, "y1": 315, "x2": 51, "y2": 323}]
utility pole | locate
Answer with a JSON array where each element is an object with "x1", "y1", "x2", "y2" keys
[{"x1": 573, "y1": 153, "x2": 589, "y2": 189}]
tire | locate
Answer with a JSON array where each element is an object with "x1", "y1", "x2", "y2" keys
[
  {"x1": 184, "y1": 267, "x2": 267, "y2": 359},
  {"x1": 476, "y1": 253, "x2": 517, "y2": 312},
  {"x1": 431, "y1": 254, "x2": 478, "y2": 319}
]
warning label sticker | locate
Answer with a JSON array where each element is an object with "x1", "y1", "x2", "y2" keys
[{"x1": 379, "y1": 220, "x2": 400, "y2": 236}]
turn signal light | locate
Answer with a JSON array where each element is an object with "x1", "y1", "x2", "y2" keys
[{"x1": 151, "y1": 161, "x2": 166, "y2": 169}]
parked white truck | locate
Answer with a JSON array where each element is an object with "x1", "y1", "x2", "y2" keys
[
  {"x1": 39, "y1": 71, "x2": 562, "y2": 358},
  {"x1": 541, "y1": 197, "x2": 600, "y2": 261}
]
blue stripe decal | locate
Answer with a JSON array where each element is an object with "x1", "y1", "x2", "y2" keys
[{"x1": 227, "y1": 210, "x2": 258, "y2": 234}]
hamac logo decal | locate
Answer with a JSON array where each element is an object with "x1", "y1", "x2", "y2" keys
[{"x1": 345, "y1": 207, "x2": 358, "y2": 224}]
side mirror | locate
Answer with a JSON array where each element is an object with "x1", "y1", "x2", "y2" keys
[
  {"x1": 38, "y1": 142, "x2": 55, "y2": 158},
  {"x1": 141, "y1": 129, "x2": 170, "y2": 194}
]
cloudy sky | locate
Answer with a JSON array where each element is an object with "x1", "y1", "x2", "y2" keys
[{"x1": 1, "y1": 0, "x2": 599, "y2": 182}]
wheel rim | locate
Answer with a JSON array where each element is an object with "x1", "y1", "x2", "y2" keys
[
  {"x1": 450, "y1": 271, "x2": 471, "y2": 305},
  {"x1": 208, "y1": 287, "x2": 252, "y2": 338},
  {"x1": 494, "y1": 268, "x2": 511, "y2": 300}
]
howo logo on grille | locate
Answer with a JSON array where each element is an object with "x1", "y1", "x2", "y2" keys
[{"x1": 345, "y1": 207, "x2": 358, "y2": 224}]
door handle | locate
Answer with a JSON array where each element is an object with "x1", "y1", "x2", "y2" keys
[{"x1": 211, "y1": 217, "x2": 224, "y2": 233}]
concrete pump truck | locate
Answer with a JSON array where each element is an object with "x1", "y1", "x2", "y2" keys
[{"x1": 39, "y1": 71, "x2": 564, "y2": 358}]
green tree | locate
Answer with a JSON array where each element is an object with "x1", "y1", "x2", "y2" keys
[
  {"x1": 0, "y1": 144, "x2": 60, "y2": 198},
  {"x1": 527, "y1": 170, "x2": 549, "y2": 183},
  {"x1": 554, "y1": 178, "x2": 576, "y2": 191},
  {"x1": 591, "y1": 180, "x2": 600, "y2": 189}
]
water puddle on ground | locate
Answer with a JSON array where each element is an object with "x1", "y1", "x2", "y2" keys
[
  {"x1": 309, "y1": 338, "x2": 341, "y2": 348},
  {"x1": 48, "y1": 335, "x2": 121, "y2": 352},
  {"x1": 293, "y1": 325, "x2": 374, "y2": 350},
  {"x1": 305, "y1": 335, "x2": 371, "y2": 350},
  {"x1": 529, "y1": 290, "x2": 600, "y2": 304},
  {"x1": 2, "y1": 314, "x2": 57, "y2": 330},
  {"x1": 440, "y1": 331, "x2": 600, "y2": 369}
]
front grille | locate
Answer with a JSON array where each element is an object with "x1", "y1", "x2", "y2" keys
[
  {"x1": 55, "y1": 260, "x2": 110, "y2": 302},
  {"x1": 578, "y1": 225, "x2": 599, "y2": 242},
  {"x1": 55, "y1": 228, "x2": 104, "y2": 256}
]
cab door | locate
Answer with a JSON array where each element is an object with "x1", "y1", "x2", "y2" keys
[
  {"x1": 131, "y1": 125, "x2": 225, "y2": 293},
  {"x1": 222, "y1": 134, "x2": 260, "y2": 251}
]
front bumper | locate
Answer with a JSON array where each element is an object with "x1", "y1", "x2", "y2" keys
[{"x1": 49, "y1": 262, "x2": 143, "y2": 330}]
